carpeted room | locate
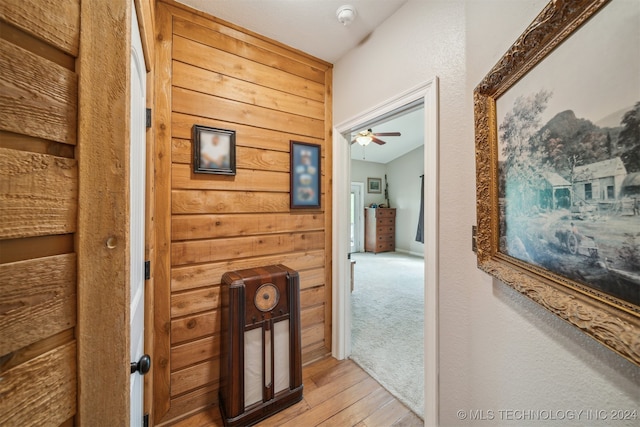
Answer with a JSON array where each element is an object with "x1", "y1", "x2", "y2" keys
[{"x1": 349, "y1": 251, "x2": 425, "y2": 419}]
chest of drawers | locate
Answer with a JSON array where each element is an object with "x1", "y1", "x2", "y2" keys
[{"x1": 364, "y1": 207, "x2": 396, "y2": 253}]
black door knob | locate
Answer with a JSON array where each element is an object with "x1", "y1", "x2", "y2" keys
[{"x1": 130, "y1": 354, "x2": 151, "y2": 375}]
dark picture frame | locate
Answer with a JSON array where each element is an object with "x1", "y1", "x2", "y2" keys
[
  {"x1": 474, "y1": 0, "x2": 639, "y2": 366},
  {"x1": 367, "y1": 177, "x2": 382, "y2": 194},
  {"x1": 193, "y1": 125, "x2": 236, "y2": 175},
  {"x1": 290, "y1": 141, "x2": 321, "y2": 209}
]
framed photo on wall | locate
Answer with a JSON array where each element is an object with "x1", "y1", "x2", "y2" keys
[
  {"x1": 290, "y1": 141, "x2": 321, "y2": 209},
  {"x1": 193, "y1": 125, "x2": 236, "y2": 175},
  {"x1": 474, "y1": 0, "x2": 640, "y2": 366},
  {"x1": 367, "y1": 177, "x2": 382, "y2": 193}
]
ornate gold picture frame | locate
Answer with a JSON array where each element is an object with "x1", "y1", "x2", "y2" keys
[{"x1": 474, "y1": 0, "x2": 639, "y2": 366}]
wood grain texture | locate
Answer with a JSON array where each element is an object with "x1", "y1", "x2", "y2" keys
[
  {"x1": 0, "y1": 234, "x2": 74, "y2": 264},
  {"x1": 162, "y1": 384, "x2": 218, "y2": 426},
  {"x1": 0, "y1": 131, "x2": 75, "y2": 158},
  {"x1": 301, "y1": 321, "x2": 325, "y2": 350},
  {"x1": 0, "y1": 329, "x2": 74, "y2": 373},
  {"x1": 0, "y1": 148, "x2": 78, "y2": 239},
  {"x1": 172, "y1": 113, "x2": 322, "y2": 152},
  {"x1": 172, "y1": 16, "x2": 326, "y2": 84},
  {"x1": 0, "y1": 341, "x2": 77, "y2": 427},
  {"x1": 171, "y1": 310, "x2": 220, "y2": 345},
  {"x1": 299, "y1": 268, "x2": 325, "y2": 290},
  {"x1": 172, "y1": 190, "x2": 292, "y2": 214},
  {"x1": 0, "y1": 254, "x2": 76, "y2": 355},
  {"x1": 172, "y1": 138, "x2": 290, "y2": 171},
  {"x1": 153, "y1": 3, "x2": 174, "y2": 422},
  {"x1": 172, "y1": 86, "x2": 324, "y2": 138},
  {"x1": 301, "y1": 286, "x2": 325, "y2": 309},
  {"x1": 0, "y1": 22, "x2": 75, "y2": 71},
  {"x1": 322, "y1": 68, "x2": 333, "y2": 347},
  {"x1": 76, "y1": 0, "x2": 129, "y2": 424},
  {"x1": 172, "y1": 163, "x2": 289, "y2": 192},
  {"x1": 173, "y1": 35, "x2": 324, "y2": 102},
  {"x1": 0, "y1": 0, "x2": 80, "y2": 56},
  {"x1": 171, "y1": 232, "x2": 325, "y2": 266},
  {"x1": 171, "y1": 286, "x2": 220, "y2": 317},
  {"x1": 167, "y1": 358, "x2": 422, "y2": 427},
  {"x1": 155, "y1": 2, "x2": 333, "y2": 420},
  {"x1": 172, "y1": 213, "x2": 324, "y2": 241},
  {"x1": 160, "y1": 0, "x2": 331, "y2": 73},
  {"x1": 170, "y1": 358, "x2": 220, "y2": 397},
  {"x1": 171, "y1": 249, "x2": 325, "y2": 292},
  {"x1": 0, "y1": 39, "x2": 78, "y2": 144},
  {"x1": 300, "y1": 305, "x2": 325, "y2": 329},
  {"x1": 173, "y1": 61, "x2": 324, "y2": 120},
  {"x1": 171, "y1": 335, "x2": 220, "y2": 371}
]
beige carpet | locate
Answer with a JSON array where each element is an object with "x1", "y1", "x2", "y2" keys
[{"x1": 349, "y1": 251, "x2": 424, "y2": 419}]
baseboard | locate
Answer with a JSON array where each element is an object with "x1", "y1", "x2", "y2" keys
[{"x1": 395, "y1": 248, "x2": 425, "y2": 258}]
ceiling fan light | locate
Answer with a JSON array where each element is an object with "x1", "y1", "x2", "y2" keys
[{"x1": 356, "y1": 135, "x2": 372, "y2": 146}]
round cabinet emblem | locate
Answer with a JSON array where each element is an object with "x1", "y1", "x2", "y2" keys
[{"x1": 255, "y1": 283, "x2": 279, "y2": 312}]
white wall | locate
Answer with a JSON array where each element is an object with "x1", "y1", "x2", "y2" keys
[
  {"x1": 334, "y1": 1, "x2": 640, "y2": 426},
  {"x1": 352, "y1": 145, "x2": 425, "y2": 255},
  {"x1": 386, "y1": 145, "x2": 425, "y2": 255},
  {"x1": 351, "y1": 159, "x2": 388, "y2": 207}
]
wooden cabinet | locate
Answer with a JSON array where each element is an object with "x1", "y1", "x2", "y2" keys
[{"x1": 364, "y1": 208, "x2": 396, "y2": 253}]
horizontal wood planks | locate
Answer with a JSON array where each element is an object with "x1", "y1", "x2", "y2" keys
[
  {"x1": 0, "y1": 1, "x2": 80, "y2": 425},
  {"x1": 155, "y1": 1, "x2": 332, "y2": 423}
]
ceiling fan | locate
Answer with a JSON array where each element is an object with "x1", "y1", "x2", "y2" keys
[{"x1": 351, "y1": 128, "x2": 401, "y2": 146}]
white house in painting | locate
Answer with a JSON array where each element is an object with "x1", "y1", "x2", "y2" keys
[{"x1": 572, "y1": 157, "x2": 627, "y2": 203}]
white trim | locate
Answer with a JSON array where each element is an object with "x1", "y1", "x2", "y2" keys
[
  {"x1": 350, "y1": 182, "x2": 365, "y2": 253},
  {"x1": 395, "y1": 248, "x2": 425, "y2": 258},
  {"x1": 332, "y1": 78, "x2": 440, "y2": 426}
]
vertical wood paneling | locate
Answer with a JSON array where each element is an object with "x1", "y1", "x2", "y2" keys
[
  {"x1": 76, "y1": 0, "x2": 129, "y2": 424},
  {"x1": 154, "y1": 3, "x2": 175, "y2": 422},
  {"x1": 154, "y1": 0, "x2": 333, "y2": 423}
]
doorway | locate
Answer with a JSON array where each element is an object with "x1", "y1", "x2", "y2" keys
[
  {"x1": 130, "y1": 2, "x2": 147, "y2": 424},
  {"x1": 332, "y1": 78, "x2": 440, "y2": 426}
]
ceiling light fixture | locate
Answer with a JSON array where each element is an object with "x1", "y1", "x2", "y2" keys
[
  {"x1": 336, "y1": 5, "x2": 357, "y2": 26},
  {"x1": 356, "y1": 135, "x2": 372, "y2": 146}
]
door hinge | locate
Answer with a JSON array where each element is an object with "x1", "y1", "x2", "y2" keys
[
  {"x1": 144, "y1": 260, "x2": 150, "y2": 280},
  {"x1": 146, "y1": 108, "x2": 151, "y2": 128},
  {"x1": 472, "y1": 225, "x2": 477, "y2": 253},
  {"x1": 143, "y1": 413, "x2": 149, "y2": 427}
]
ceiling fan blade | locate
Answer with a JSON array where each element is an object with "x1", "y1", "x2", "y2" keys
[
  {"x1": 372, "y1": 132, "x2": 401, "y2": 137},
  {"x1": 350, "y1": 139, "x2": 357, "y2": 144},
  {"x1": 371, "y1": 136, "x2": 386, "y2": 145}
]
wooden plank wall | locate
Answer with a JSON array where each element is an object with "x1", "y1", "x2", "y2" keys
[
  {"x1": 0, "y1": 0, "x2": 79, "y2": 425},
  {"x1": 154, "y1": 1, "x2": 334, "y2": 423}
]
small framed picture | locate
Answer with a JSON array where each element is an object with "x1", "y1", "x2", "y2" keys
[
  {"x1": 368, "y1": 177, "x2": 382, "y2": 193},
  {"x1": 193, "y1": 125, "x2": 236, "y2": 175},
  {"x1": 290, "y1": 141, "x2": 321, "y2": 209}
]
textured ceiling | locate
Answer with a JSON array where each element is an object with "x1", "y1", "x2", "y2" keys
[{"x1": 176, "y1": 0, "x2": 408, "y2": 63}]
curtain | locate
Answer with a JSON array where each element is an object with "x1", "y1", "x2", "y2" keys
[{"x1": 415, "y1": 175, "x2": 424, "y2": 243}]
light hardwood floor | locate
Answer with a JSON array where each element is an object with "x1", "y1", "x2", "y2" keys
[{"x1": 171, "y1": 357, "x2": 423, "y2": 427}]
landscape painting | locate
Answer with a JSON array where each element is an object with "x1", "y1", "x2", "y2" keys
[{"x1": 495, "y1": 0, "x2": 640, "y2": 306}]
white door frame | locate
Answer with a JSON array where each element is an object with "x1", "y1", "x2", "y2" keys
[
  {"x1": 350, "y1": 182, "x2": 365, "y2": 253},
  {"x1": 332, "y1": 78, "x2": 439, "y2": 426},
  {"x1": 130, "y1": 2, "x2": 147, "y2": 425}
]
